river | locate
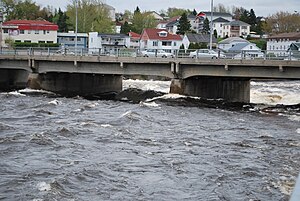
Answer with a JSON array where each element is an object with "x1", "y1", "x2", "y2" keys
[{"x1": 0, "y1": 80, "x2": 299, "y2": 201}]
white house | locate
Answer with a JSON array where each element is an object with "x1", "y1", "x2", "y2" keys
[
  {"x1": 212, "y1": 17, "x2": 230, "y2": 38},
  {"x1": 1, "y1": 19, "x2": 58, "y2": 47},
  {"x1": 218, "y1": 37, "x2": 250, "y2": 51},
  {"x1": 194, "y1": 12, "x2": 233, "y2": 33},
  {"x1": 140, "y1": 28, "x2": 182, "y2": 53},
  {"x1": 88, "y1": 32, "x2": 130, "y2": 54},
  {"x1": 228, "y1": 42, "x2": 264, "y2": 59},
  {"x1": 267, "y1": 32, "x2": 300, "y2": 57}
]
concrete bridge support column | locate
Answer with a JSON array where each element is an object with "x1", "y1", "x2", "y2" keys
[
  {"x1": 0, "y1": 69, "x2": 30, "y2": 91},
  {"x1": 170, "y1": 76, "x2": 250, "y2": 103},
  {"x1": 37, "y1": 73, "x2": 122, "y2": 97}
]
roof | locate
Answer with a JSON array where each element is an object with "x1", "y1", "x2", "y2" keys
[
  {"x1": 141, "y1": 28, "x2": 182, "y2": 41},
  {"x1": 3, "y1": 20, "x2": 58, "y2": 31},
  {"x1": 226, "y1": 20, "x2": 250, "y2": 26},
  {"x1": 268, "y1": 32, "x2": 300, "y2": 40},
  {"x1": 98, "y1": 33, "x2": 129, "y2": 38},
  {"x1": 186, "y1": 33, "x2": 217, "y2": 43},
  {"x1": 228, "y1": 43, "x2": 251, "y2": 51},
  {"x1": 199, "y1": 12, "x2": 233, "y2": 18},
  {"x1": 128, "y1": 32, "x2": 141, "y2": 39},
  {"x1": 218, "y1": 37, "x2": 250, "y2": 44},
  {"x1": 289, "y1": 42, "x2": 300, "y2": 50},
  {"x1": 57, "y1": 32, "x2": 88, "y2": 37},
  {"x1": 213, "y1": 17, "x2": 230, "y2": 23}
]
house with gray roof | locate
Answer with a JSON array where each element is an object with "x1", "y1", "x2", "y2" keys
[
  {"x1": 223, "y1": 20, "x2": 251, "y2": 38},
  {"x1": 182, "y1": 33, "x2": 217, "y2": 49},
  {"x1": 227, "y1": 42, "x2": 263, "y2": 59},
  {"x1": 213, "y1": 17, "x2": 230, "y2": 38},
  {"x1": 218, "y1": 37, "x2": 250, "y2": 51}
]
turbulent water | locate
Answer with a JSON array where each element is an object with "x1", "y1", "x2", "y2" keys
[{"x1": 0, "y1": 80, "x2": 300, "y2": 201}]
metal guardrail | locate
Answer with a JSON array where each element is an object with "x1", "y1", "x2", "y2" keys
[
  {"x1": 290, "y1": 173, "x2": 300, "y2": 201},
  {"x1": 0, "y1": 47, "x2": 299, "y2": 61}
]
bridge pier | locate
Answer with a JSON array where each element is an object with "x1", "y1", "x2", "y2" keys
[
  {"x1": 0, "y1": 69, "x2": 30, "y2": 91},
  {"x1": 37, "y1": 73, "x2": 122, "y2": 97},
  {"x1": 170, "y1": 76, "x2": 250, "y2": 103}
]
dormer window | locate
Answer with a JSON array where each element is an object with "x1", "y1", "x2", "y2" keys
[{"x1": 158, "y1": 31, "x2": 168, "y2": 37}]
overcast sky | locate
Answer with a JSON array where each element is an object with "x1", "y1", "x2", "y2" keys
[{"x1": 34, "y1": 0, "x2": 300, "y2": 17}]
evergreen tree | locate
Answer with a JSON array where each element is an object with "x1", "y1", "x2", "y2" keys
[
  {"x1": 202, "y1": 18, "x2": 210, "y2": 34},
  {"x1": 192, "y1": 9, "x2": 197, "y2": 16},
  {"x1": 120, "y1": 21, "x2": 131, "y2": 34},
  {"x1": 176, "y1": 12, "x2": 191, "y2": 35}
]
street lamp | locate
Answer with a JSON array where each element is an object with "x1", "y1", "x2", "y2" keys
[{"x1": 209, "y1": 0, "x2": 213, "y2": 50}]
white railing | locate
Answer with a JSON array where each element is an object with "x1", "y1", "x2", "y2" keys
[{"x1": 0, "y1": 47, "x2": 299, "y2": 61}]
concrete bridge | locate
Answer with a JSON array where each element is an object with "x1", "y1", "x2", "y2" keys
[{"x1": 1, "y1": 54, "x2": 300, "y2": 102}]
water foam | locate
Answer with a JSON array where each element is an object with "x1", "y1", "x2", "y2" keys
[{"x1": 37, "y1": 181, "x2": 51, "y2": 191}]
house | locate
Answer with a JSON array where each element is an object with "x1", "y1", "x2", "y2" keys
[
  {"x1": 145, "y1": 11, "x2": 164, "y2": 21},
  {"x1": 140, "y1": 28, "x2": 182, "y2": 53},
  {"x1": 212, "y1": 17, "x2": 230, "y2": 38},
  {"x1": 103, "y1": 3, "x2": 116, "y2": 21},
  {"x1": 288, "y1": 43, "x2": 300, "y2": 59},
  {"x1": 88, "y1": 32, "x2": 130, "y2": 55},
  {"x1": 227, "y1": 42, "x2": 264, "y2": 59},
  {"x1": 128, "y1": 31, "x2": 140, "y2": 49},
  {"x1": 267, "y1": 32, "x2": 300, "y2": 57},
  {"x1": 194, "y1": 12, "x2": 233, "y2": 33},
  {"x1": 157, "y1": 16, "x2": 180, "y2": 34},
  {"x1": 182, "y1": 33, "x2": 217, "y2": 50},
  {"x1": 223, "y1": 20, "x2": 251, "y2": 38},
  {"x1": 57, "y1": 31, "x2": 88, "y2": 49},
  {"x1": 218, "y1": 37, "x2": 250, "y2": 51},
  {"x1": 115, "y1": 21, "x2": 123, "y2": 34},
  {"x1": 1, "y1": 19, "x2": 58, "y2": 47}
]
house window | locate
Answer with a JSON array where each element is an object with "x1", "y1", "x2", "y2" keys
[
  {"x1": 28, "y1": 30, "x2": 31, "y2": 34},
  {"x1": 162, "y1": 41, "x2": 172, "y2": 46},
  {"x1": 20, "y1": 30, "x2": 25, "y2": 34},
  {"x1": 241, "y1": 26, "x2": 247, "y2": 29},
  {"x1": 43, "y1": 30, "x2": 46, "y2": 34},
  {"x1": 47, "y1": 41, "x2": 53, "y2": 43},
  {"x1": 250, "y1": 46, "x2": 253, "y2": 49},
  {"x1": 158, "y1": 31, "x2": 168, "y2": 37},
  {"x1": 4, "y1": 29, "x2": 8, "y2": 33},
  {"x1": 15, "y1": 40, "x2": 21, "y2": 43},
  {"x1": 47, "y1": 30, "x2": 50, "y2": 34},
  {"x1": 173, "y1": 42, "x2": 177, "y2": 46},
  {"x1": 35, "y1": 30, "x2": 39, "y2": 34},
  {"x1": 153, "y1": 41, "x2": 158, "y2": 46},
  {"x1": 24, "y1": 40, "x2": 31, "y2": 43},
  {"x1": 38, "y1": 41, "x2": 45, "y2": 43}
]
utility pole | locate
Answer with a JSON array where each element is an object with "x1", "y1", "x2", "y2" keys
[
  {"x1": 0, "y1": 11, "x2": 3, "y2": 52},
  {"x1": 209, "y1": 0, "x2": 213, "y2": 50},
  {"x1": 75, "y1": 0, "x2": 78, "y2": 65}
]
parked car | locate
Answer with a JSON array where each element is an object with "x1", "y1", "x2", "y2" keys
[
  {"x1": 141, "y1": 49, "x2": 174, "y2": 58},
  {"x1": 189, "y1": 49, "x2": 226, "y2": 59}
]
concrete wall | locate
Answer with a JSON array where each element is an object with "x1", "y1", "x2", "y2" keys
[
  {"x1": 0, "y1": 69, "x2": 29, "y2": 91},
  {"x1": 37, "y1": 73, "x2": 122, "y2": 97},
  {"x1": 170, "y1": 76, "x2": 250, "y2": 102}
]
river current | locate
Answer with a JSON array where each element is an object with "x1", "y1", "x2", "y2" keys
[{"x1": 0, "y1": 80, "x2": 299, "y2": 201}]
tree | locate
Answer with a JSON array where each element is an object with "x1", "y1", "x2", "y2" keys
[
  {"x1": 263, "y1": 11, "x2": 300, "y2": 34},
  {"x1": 202, "y1": 17, "x2": 210, "y2": 34},
  {"x1": 213, "y1": 3, "x2": 230, "y2": 13},
  {"x1": 66, "y1": 0, "x2": 115, "y2": 33},
  {"x1": 177, "y1": 12, "x2": 191, "y2": 35},
  {"x1": 167, "y1": 7, "x2": 189, "y2": 18},
  {"x1": 120, "y1": 21, "x2": 131, "y2": 34},
  {"x1": 192, "y1": 9, "x2": 197, "y2": 16},
  {"x1": 131, "y1": 7, "x2": 156, "y2": 34},
  {"x1": 54, "y1": 8, "x2": 69, "y2": 32}
]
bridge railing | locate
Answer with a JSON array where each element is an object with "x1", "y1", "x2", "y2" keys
[{"x1": 0, "y1": 47, "x2": 298, "y2": 61}]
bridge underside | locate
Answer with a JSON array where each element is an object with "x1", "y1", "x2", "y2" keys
[
  {"x1": 36, "y1": 73, "x2": 122, "y2": 98},
  {"x1": 170, "y1": 76, "x2": 250, "y2": 103},
  {"x1": 0, "y1": 69, "x2": 30, "y2": 91}
]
